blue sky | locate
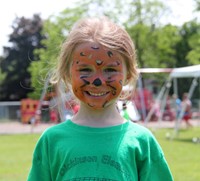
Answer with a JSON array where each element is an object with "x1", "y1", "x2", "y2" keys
[{"x1": 0, "y1": 0, "x2": 196, "y2": 55}]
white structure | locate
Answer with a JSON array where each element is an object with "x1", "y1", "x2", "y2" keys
[{"x1": 144, "y1": 65, "x2": 200, "y2": 134}]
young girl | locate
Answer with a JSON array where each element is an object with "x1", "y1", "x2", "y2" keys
[{"x1": 27, "y1": 17, "x2": 173, "y2": 181}]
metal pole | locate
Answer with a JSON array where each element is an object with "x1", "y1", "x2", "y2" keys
[
  {"x1": 173, "y1": 78, "x2": 178, "y2": 97},
  {"x1": 138, "y1": 75, "x2": 146, "y2": 122},
  {"x1": 158, "y1": 81, "x2": 171, "y2": 123}
]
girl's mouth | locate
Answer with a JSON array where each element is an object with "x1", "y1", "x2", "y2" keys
[{"x1": 86, "y1": 91, "x2": 109, "y2": 97}]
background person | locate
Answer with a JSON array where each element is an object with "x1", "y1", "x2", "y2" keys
[{"x1": 182, "y1": 92, "x2": 193, "y2": 127}]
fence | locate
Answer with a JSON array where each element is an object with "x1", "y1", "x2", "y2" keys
[
  {"x1": 0, "y1": 101, "x2": 51, "y2": 122},
  {"x1": 0, "y1": 101, "x2": 21, "y2": 120}
]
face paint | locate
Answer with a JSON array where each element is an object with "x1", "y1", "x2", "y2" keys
[{"x1": 71, "y1": 42, "x2": 126, "y2": 109}]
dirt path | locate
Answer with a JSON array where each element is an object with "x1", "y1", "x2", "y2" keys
[
  {"x1": 0, "y1": 119, "x2": 199, "y2": 134},
  {"x1": 0, "y1": 121, "x2": 55, "y2": 134}
]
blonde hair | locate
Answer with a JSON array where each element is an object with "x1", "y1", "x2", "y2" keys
[{"x1": 51, "y1": 17, "x2": 138, "y2": 99}]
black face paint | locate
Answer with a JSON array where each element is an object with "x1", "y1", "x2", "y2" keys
[
  {"x1": 80, "y1": 78, "x2": 90, "y2": 88},
  {"x1": 107, "y1": 84, "x2": 117, "y2": 90},
  {"x1": 92, "y1": 78, "x2": 102, "y2": 86},
  {"x1": 112, "y1": 90, "x2": 116, "y2": 95},
  {"x1": 107, "y1": 51, "x2": 113, "y2": 57},
  {"x1": 88, "y1": 103, "x2": 94, "y2": 107},
  {"x1": 80, "y1": 52, "x2": 86, "y2": 56},
  {"x1": 106, "y1": 80, "x2": 115, "y2": 84},
  {"x1": 103, "y1": 101, "x2": 108, "y2": 108}
]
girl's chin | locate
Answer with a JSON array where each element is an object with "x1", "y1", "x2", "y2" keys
[{"x1": 83, "y1": 99, "x2": 117, "y2": 110}]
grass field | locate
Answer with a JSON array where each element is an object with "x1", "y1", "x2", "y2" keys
[
  {"x1": 0, "y1": 134, "x2": 40, "y2": 181},
  {"x1": 153, "y1": 127, "x2": 200, "y2": 181},
  {"x1": 0, "y1": 126, "x2": 200, "y2": 181}
]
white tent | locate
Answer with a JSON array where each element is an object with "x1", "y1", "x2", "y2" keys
[
  {"x1": 170, "y1": 65, "x2": 200, "y2": 78},
  {"x1": 144, "y1": 65, "x2": 200, "y2": 134}
]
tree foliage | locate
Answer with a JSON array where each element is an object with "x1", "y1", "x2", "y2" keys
[
  {"x1": 1, "y1": 0, "x2": 200, "y2": 101},
  {"x1": 28, "y1": 0, "x2": 170, "y2": 99},
  {"x1": 0, "y1": 14, "x2": 44, "y2": 101},
  {"x1": 185, "y1": 21, "x2": 200, "y2": 64},
  {"x1": 28, "y1": 3, "x2": 91, "y2": 99}
]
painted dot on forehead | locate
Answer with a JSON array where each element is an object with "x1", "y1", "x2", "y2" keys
[
  {"x1": 107, "y1": 51, "x2": 113, "y2": 57},
  {"x1": 80, "y1": 52, "x2": 86, "y2": 56},
  {"x1": 88, "y1": 54, "x2": 93, "y2": 59},
  {"x1": 96, "y1": 60, "x2": 103, "y2": 66},
  {"x1": 91, "y1": 45, "x2": 99, "y2": 50}
]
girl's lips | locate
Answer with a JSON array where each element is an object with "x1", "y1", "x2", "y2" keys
[{"x1": 85, "y1": 91, "x2": 109, "y2": 97}]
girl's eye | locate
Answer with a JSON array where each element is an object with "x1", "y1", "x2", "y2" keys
[
  {"x1": 79, "y1": 68, "x2": 92, "y2": 72},
  {"x1": 104, "y1": 68, "x2": 117, "y2": 73}
]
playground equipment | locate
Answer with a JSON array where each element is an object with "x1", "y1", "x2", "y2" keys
[
  {"x1": 143, "y1": 65, "x2": 200, "y2": 136},
  {"x1": 137, "y1": 68, "x2": 172, "y2": 123},
  {"x1": 170, "y1": 65, "x2": 200, "y2": 135}
]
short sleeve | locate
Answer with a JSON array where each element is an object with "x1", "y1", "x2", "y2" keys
[
  {"x1": 139, "y1": 156, "x2": 173, "y2": 181},
  {"x1": 27, "y1": 133, "x2": 51, "y2": 181},
  {"x1": 138, "y1": 132, "x2": 174, "y2": 181}
]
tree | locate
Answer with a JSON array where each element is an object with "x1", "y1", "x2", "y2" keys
[
  {"x1": 0, "y1": 14, "x2": 44, "y2": 101},
  {"x1": 31, "y1": 0, "x2": 195, "y2": 101},
  {"x1": 175, "y1": 20, "x2": 200, "y2": 67},
  {"x1": 185, "y1": 20, "x2": 200, "y2": 64},
  {"x1": 124, "y1": 0, "x2": 181, "y2": 69},
  {"x1": 172, "y1": 20, "x2": 200, "y2": 98},
  {"x1": 0, "y1": 56, "x2": 7, "y2": 99},
  {"x1": 29, "y1": 0, "x2": 170, "y2": 99},
  {"x1": 28, "y1": 0, "x2": 95, "y2": 99},
  {"x1": 151, "y1": 24, "x2": 180, "y2": 68}
]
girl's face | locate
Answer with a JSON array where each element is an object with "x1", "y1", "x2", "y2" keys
[{"x1": 70, "y1": 42, "x2": 127, "y2": 109}]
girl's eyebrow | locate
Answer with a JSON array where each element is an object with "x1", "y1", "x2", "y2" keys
[
  {"x1": 107, "y1": 62, "x2": 121, "y2": 67},
  {"x1": 77, "y1": 63, "x2": 90, "y2": 67},
  {"x1": 107, "y1": 64, "x2": 118, "y2": 67}
]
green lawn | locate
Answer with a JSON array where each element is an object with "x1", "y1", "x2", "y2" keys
[
  {"x1": 152, "y1": 127, "x2": 200, "y2": 181},
  {"x1": 0, "y1": 127, "x2": 200, "y2": 181},
  {"x1": 0, "y1": 134, "x2": 40, "y2": 181}
]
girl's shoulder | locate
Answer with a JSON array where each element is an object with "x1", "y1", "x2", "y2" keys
[
  {"x1": 41, "y1": 120, "x2": 71, "y2": 137},
  {"x1": 127, "y1": 121, "x2": 152, "y2": 134},
  {"x1": 126, "y1": 121, "x2": 158, "y2": 142}
]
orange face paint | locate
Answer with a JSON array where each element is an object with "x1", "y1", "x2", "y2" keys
[{"x1": 71, "y1": 42, "x2": 125, "y2": 109}]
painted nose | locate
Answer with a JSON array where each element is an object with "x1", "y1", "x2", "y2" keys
[{"x1": 92, "y1": 78, "x2": 102, "y2": 86}]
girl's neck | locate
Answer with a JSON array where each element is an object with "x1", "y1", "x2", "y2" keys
[{"x1": 71, "y1": 102, "x2": 126, "y2": 127}]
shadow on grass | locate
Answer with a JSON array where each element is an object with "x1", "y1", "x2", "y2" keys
[
  {"x1": 173, "y1": 138, "x2": 193, "y2": 143},
  {"x1": 156, "y1": 127, "x2": 200, "y2": 144}
]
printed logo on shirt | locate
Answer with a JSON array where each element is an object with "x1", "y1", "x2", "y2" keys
[{"x1": 60, "y1": 154, "x2": 131, "y2": 180}]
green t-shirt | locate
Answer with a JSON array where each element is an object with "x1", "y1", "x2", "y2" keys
[{"x1": 27, "y1": 120, "x2": 173, "y2": 181}]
